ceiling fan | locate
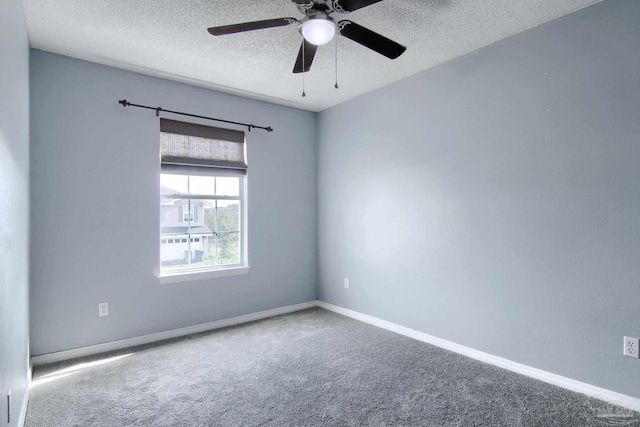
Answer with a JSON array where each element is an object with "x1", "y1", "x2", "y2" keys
[{"x1": 207, "y1": 0, "x2": 407, "y2": 74}]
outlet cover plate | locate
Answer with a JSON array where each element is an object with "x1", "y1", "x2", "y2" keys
[
  {"x1": 624, "y1": 336, "x2": 639, "y2": 358},
  {"x1": 99, "y1": 302, "x2": 109, "y2": 317}
]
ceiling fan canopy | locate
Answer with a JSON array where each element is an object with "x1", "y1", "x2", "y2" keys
[{"x1": 207, "y1": 0, "x2": 406, "y2": 74}]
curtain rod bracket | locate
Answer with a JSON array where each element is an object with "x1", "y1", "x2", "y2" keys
[{"x1": 117, "y1": 99, "x2": 273, "y2": 133}]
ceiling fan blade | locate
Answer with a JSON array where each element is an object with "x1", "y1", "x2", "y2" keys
[
  {"x1": 332, "y1": 0, "x2": 383, "y2": 13},
  {"x1": 293, "y1": 40, "x2": 318, "y2": 73},
  {"x1": 208, "y1": 18, "x2": 297, "y2": 36},
  {"x1": 338, "y1": 20, "x2": 406, "y2": 59}
]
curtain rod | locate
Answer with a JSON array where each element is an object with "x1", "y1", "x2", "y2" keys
[{"x1": 118, "y1": 99, "x2": 273, "y2": 133}]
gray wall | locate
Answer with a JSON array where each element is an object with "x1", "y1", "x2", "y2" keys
[
  {"x1": 318, "y1": 0, "x2": 640, "y2": 399},
  {"x1": 0, "y1": 0, "x2": 30, "y2": 425},
  {"x1": 30, "y1": 51, "x2": 318, "y2": 355}
]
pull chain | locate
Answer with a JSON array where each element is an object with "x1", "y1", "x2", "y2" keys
[
  {"x1": 335, "y1": 35, "x2": 339, "y2": 89},
  {"x1": 302, "y1": 42, "x2": 306, "y2": 97}
]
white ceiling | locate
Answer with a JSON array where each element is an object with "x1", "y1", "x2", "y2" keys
[{"x1": 23, "y1": 0, "x2": 600, "y2": 112}]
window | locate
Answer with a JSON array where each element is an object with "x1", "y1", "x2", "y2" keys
[
  {"x1": 158, "y1": 118, "x2": 248, "y2": 281},
  {"x1": 182, "y1": 205, "x2": 194, "y2": 222}
]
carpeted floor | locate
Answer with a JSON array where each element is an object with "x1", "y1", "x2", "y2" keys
[{"x1": 26, "y1": 308, "x2": 639, "y2": 426}]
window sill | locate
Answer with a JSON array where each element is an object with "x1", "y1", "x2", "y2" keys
[{"x1": 158, "y1": 266, "x2": 250, "y2": 284}]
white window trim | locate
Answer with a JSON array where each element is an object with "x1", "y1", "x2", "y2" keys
[{"x1": 159, "y1": 266, "x2": 250, "y2": 284}]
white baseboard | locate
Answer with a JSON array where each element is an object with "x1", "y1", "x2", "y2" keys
[
  {"x1": 31, "y1": 301, "x2": 317, "y2": 366},
  {"x1": 16, "y1": 356, "x2": 33, "y2": 427},
  {"x1": 18, "y1": 384, "x2": 29, "y2": 427},
  {"x1": 316, "y1": 301, "x2": 640, "y2": 413}
]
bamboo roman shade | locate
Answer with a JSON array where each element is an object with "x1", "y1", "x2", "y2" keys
[{"x1": 160, "y1": 118, "x2": 247, "y2": 176}]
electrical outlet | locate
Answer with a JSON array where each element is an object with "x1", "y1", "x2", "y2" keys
[
  {"x1": 99, "y1": 302, "x2": 109, "y2": 317},
  {"x1": 624, "y1": 336, "x2": 639, "y2": 358},
  {"x1": 344, "y1": 278, "x2": 350, "y2": 289}
]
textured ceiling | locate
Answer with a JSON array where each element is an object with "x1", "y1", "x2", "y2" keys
[{"x1": 23, "y1": 0, "x2": 601, "y2": 112}]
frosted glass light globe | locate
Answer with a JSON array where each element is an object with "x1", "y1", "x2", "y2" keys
[{"x1": 300, "y1": 18, "x2": 336, "y2": 46}]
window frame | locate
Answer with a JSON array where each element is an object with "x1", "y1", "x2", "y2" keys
[{"x1": 158, "y1": 172, "x2": 249, "y2": 284}]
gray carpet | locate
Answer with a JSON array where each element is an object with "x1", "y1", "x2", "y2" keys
[{"x1": 26, "y1": 308, "x2": 639, "y2": 426}]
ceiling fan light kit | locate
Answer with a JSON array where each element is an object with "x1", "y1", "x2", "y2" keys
[
  {"x1": 207, "y1": 0, "x2": 406, "y2": 95},
  {"x1": 299, "y1": 12, "x2": 336, "y2": 46}
]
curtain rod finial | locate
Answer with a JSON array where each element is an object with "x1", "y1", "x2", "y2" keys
[{"x1": 119, "y1": 99, "x2": 128, "y2": 107}]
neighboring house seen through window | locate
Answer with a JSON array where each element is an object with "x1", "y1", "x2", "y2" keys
[{"x1": 161, "y1": 174, "x2": 244, "y2": 271}]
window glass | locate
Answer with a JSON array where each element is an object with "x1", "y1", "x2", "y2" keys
[
  {"x1": 216, "y1": 177, "x2": 240, "y2": 196},
  {"x1": 216, "y1": 200, "x2": 240, "y2": 232},
  {"x1": 160, "y1": 173, "x2": 244, "y2": 274},
  {"x1": 190, "y1": 176, "x2": 216, "y2": 196},
  {"x1": 212, "y1": 232, "x2": 240, "y2": 266},
  {"x1": 160, "y1": 174, "x2": 188, "y2": 195}
]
